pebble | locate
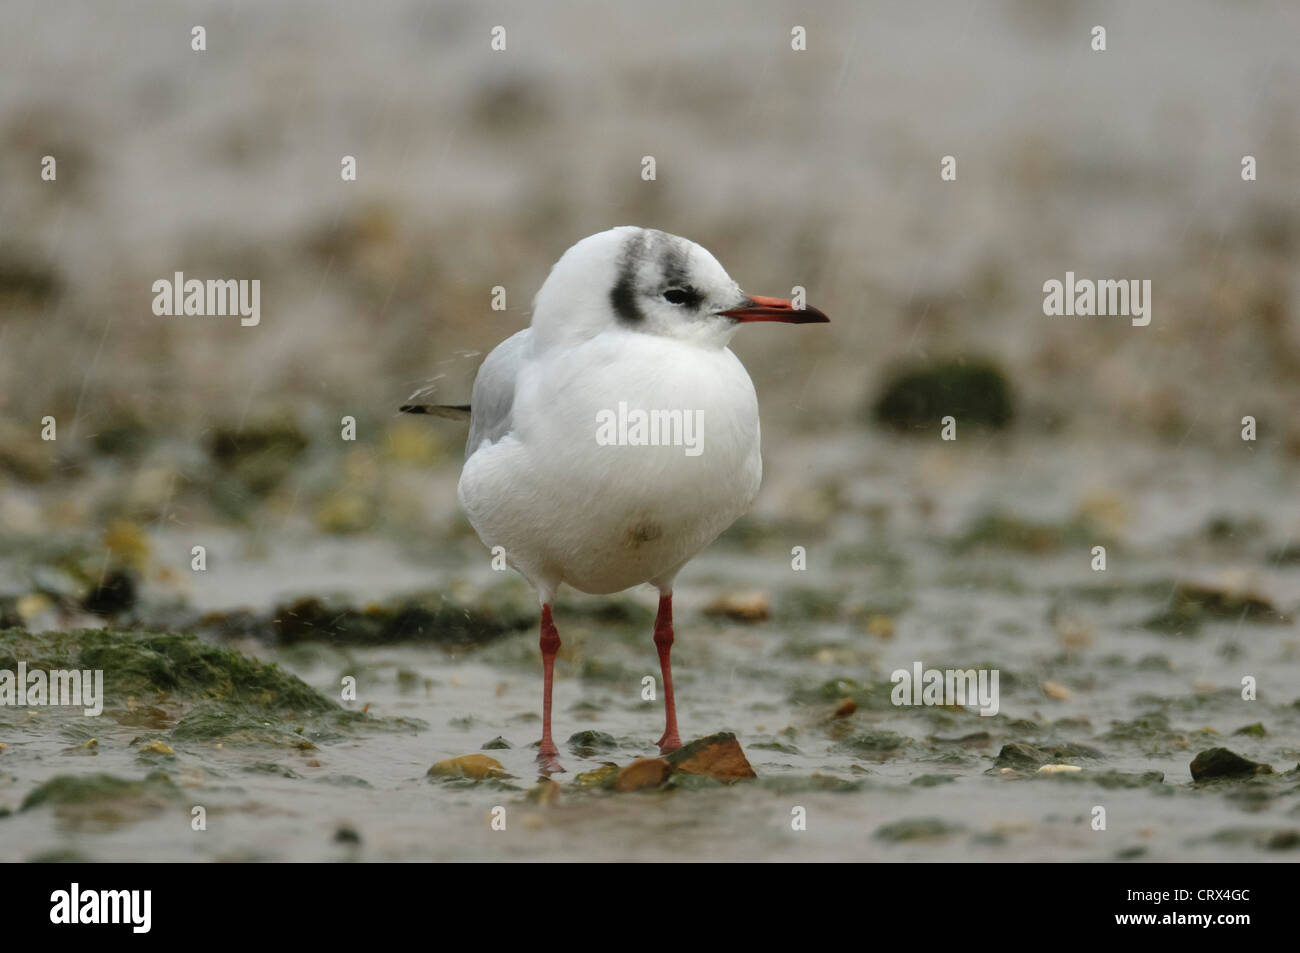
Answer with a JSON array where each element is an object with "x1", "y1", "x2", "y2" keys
[
  {"x1": 1041, "y1": 681, "x2": 1072, "y2": 701},
  {"x1": 702, "y1": 591, "x2": 769, "y2": 623},
  {"x1": 665, "y1": 732, "x2": 757, "y2": 781},
  {"x1": 615, "y1": 757, "x2": 673, "y2": 792},
  {"x1": 427, "y1": 754, "x2": 508, "y2": 780},
  {"x1": 1189, "y1": 747, "x2": 1273, "y2": 781},
  {"x1": 832, "y1": 698, "x2": 858, "y2": 719}
]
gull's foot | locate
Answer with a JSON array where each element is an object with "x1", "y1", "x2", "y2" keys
[
  {"x1": 536, "y1": 742, "x2": 565, "y2": 775},
  {"x1": 657, "y1": 731, "x2": 683, "y2": 755},
  {"x1": 536, "y1": 755, "x2": 565, "y2": 776}
]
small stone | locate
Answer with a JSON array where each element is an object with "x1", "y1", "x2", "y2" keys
[
  {"x1": 83, "y1": 570, "x2": 138, "y2": 617},
  {"x1": 1041, "y1": 680, "x2": 1072, "y2": 701},
  {"x1": 102, "y1": 520, "x2": 151, "y2": 570},
  {"x1": 526, "y1": 779, "x2": 561, "y2": 805},
  {"x1": 832, "y1": 698, "x2": 857, "y2": 719},
  {"x1": 615, "y1": 757, "x2": 672, "y2": 792},
  {"x1": 334, "y1": 824, "x2": 361, "y2": 844},
  {"x1": 1036, "y1": 764, "x2": 1082, "y2": 775},
  {"x1": 702, "y1": 591, "x2": 769, "y2": 623},
  {"x1": 1147, "y1": 578, "x2": 1291, "y2": 630},
  {"x1": 865, "y1": 615, "x2": 894, "y2": 639},
  {"x1": 481, "y1": 736, "x2": 512, "y2": 750},
  {"x1": 138, "y1": 741, "x2": 174, "y2": 756},
  {"x1": 994, "y1": 742, "x2": 1048, "y2": 770},
  {"x1": 567, "y1": 730, "x2": 617, "y2": 757},
  {"x1": 1266, "y1": 829, "x2": 1300, "y2": 851},
  {"x1": 665, "y1": 732, "x2": 756, "y2": 781},
  {"x1": 61, "y1": 738, "x2": 98, "y2": 756},
  {"x1": 1189, "y1": 747, "x2": 1273, "y2": 781},
  {"x1": 573, "y1": 764, "x2": 619, "y2": 788},
  {"x1": 427, "y1": 753, "x2": 507, "y2": 780},
  {"x1": 16, "y1": 593, "x2": 54, "y2": 622}
]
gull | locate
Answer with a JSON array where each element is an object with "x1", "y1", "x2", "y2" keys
[{"x1": 405, "y1": 226, "x2": 828, "y2": 770}]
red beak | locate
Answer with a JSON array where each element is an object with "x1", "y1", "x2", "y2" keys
[{"x1": 719, "y1": 294, "x2": 830, "y2": 324}]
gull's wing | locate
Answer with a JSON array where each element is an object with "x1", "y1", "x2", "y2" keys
[{"x1": 464, "y1": 328, "x2": 531, "y2": 459}]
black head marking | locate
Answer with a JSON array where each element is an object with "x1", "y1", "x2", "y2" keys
[
  {"x1": 609, "y1": 231, "x2": 650, "y2": 324},
  {"x1": 655, "y1": 233, "x2": 707, "y2": 308},
  {"x1": 656, "y1": 232, "x2": 692, "y2": 289},
  {"x1": 609, "y1": 229, "x2": 708, "y2": 325}
]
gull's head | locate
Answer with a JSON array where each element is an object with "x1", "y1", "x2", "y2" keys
[{"x1": 531, "y1": 226, "x2": 828, "y2": 349}]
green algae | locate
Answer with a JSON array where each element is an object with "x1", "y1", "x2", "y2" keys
[
  {"x1": 21, "y1": 771, "x2": 181, "y2": 811},
  {"x1": 566, "y1": 730, "x2": 618, "y2": 757},
  {"x1": 26, "y1": 849, "x2": 95, "y2": 863},
  {"x1": 206, "y1": 416, "x2": 309, "y2": 497},
  {"x1": 1196, "y1": 827, "x2": 1300, "y2": 851},
  {"x1": 0, "y1": 627, "x2": 332, "y2": 713},
  {"x1": 871, "y1": 359, "x2": 1014, "y2": 433},
  {"x1": 273, "y1": 594, "x2": 533, "y2": 647},
  {"x1": 751, "y1": 740, "x2": 801, "y2": 755},
  {"x1": 833, "y1": 730, "x2": 911, "y2": 756},
  {"x1": 1143, "y1": 582, "x2": 1291, "y2": 633},
  {"x1": 790, "y1": 677, "x2": 898, "y2": 712},
  {"x1": 874, "y1": 817, "x2": 964, "y2": 842},
  {"x1": 663, "y1": 772, "x2": 724, "y2": 791},
  {"x1": 1101, "y1": 712, "x2": 1173, "y2": 744},
  {"x1": 773, "y1": 587, "x2": 849, "y2": 623},
  {"x1": 171, "y1": 701, "x2": 319, "y2": 748},
  {"x1": 314, "y1": 775, "x2": 372, "y2": 788},
  {"x1": 952, "y1": 511, "x2": 1101, "y2": 555},
  {"x1": 759, "y1": 773, "x2": 865, "y2": 794},
  {"x1": 577, "y1": 657, "x2": 640, "y2": 684},
  {"x1": 241, "y1": 762, "x2": 301, "y2": 778},
  {"x1": 0, "y1": 628, "x2": 423, "y2": 750},
  {"x1": 573, "y1": 764, "x2": 619, "y2": 789},
  {"x1": 911, "y1": 774, "x2": 957, "y2": 787}
]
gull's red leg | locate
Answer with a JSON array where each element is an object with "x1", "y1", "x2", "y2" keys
[
  {"x1": 653, "y1": 592, "x2": 682, "y2": 753},
  {"x1": 538, "y1": 604, "x2": 562, "y2": 770}
]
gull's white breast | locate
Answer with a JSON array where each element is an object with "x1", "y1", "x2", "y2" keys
[{"x1": 458, "y1": 330, "x2": 761, "y2": 596}]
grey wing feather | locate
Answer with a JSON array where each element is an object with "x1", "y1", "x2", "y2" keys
[{"x1": 465, "y1": 328, "x2": 531, "y2": 459}]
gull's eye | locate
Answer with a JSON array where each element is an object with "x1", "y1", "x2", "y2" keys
[{"x1": 663, "y1": 287, "x2": 698, "y2": 306}]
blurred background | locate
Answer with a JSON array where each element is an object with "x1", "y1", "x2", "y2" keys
[
  {"x1": 3, "y1": 2, "x2": 1299, "y2": 558},
  {"x1": 1, "y1": 1, "x2": 1299, "y2": 861}
]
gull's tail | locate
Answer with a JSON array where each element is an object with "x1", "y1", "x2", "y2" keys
[
  {"x1": 401, "y1": 378, "x2": 470, "y2": 421},
  {"x1": 399, "y1": 402, "x2": 470, "y2": 421}
]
